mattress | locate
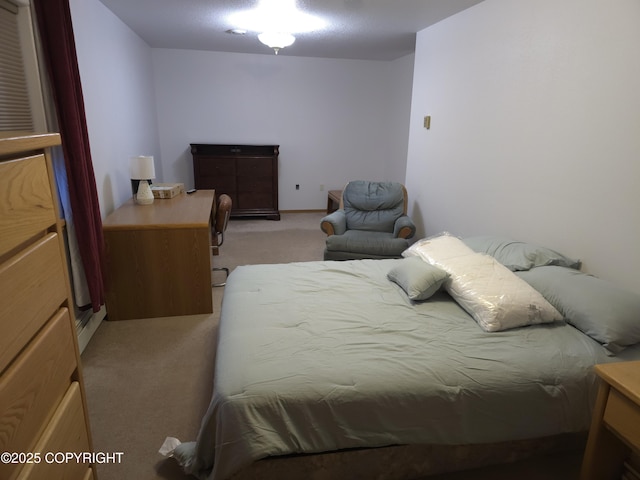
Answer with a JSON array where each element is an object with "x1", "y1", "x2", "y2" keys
[{"x1": 175, "y1": 259, "x2": 640, "y2": 480}]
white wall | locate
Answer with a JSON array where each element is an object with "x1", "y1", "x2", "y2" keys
[
  {"x1": 70, "y1": 0, "x2": 160, "y2": 216},
  {"x1": 384, "y1": 53, "x2": 414, "y2": 184},
  {"x1": 152, "y1": 49, "x2": 414, "y2": 210},
  {"x1": 69, "y1": 0, "x2": 414, "y2": 214},
  {"x1": 405, "y1": 0, "x2": 640, "y2": 292}
]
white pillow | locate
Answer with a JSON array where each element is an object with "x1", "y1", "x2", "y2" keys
[
  {"x1": 404, "y1": 233, "x2": 473, "y2": 262},
  {"x1": 404, "y1": 234, "x2": 563, "y2": 332}
]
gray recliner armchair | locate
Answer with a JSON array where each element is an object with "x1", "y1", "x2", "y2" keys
[{"x1": 320, "y1": 180, "x2": 416, "y2": 260}]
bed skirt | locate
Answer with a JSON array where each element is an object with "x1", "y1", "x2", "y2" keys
[{"x1": 228, "y1": 432, "x2": 587, "y2": 479}]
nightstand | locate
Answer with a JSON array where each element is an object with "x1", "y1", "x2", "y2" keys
[{"x1": 581, "y1": 360, "x2": 640, "y2": 479}]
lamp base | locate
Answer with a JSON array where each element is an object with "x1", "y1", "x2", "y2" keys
[{"x1": 136, "y1": 179, "x2": 154, "y2": 205}]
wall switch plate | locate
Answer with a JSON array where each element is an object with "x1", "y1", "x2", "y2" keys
[
  {"x1": 320, "y1": 184, "x2": 324, "y2": 191},
  {"x1": 423, "y1": 116, "x2": 431, "y2": 129}
]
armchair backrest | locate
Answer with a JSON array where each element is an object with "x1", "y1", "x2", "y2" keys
[{"x1": 343, "y1": 181, "x2": 407, "y2": 233}]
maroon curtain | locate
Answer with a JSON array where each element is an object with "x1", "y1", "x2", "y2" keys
[{"x1": 33, "y1": 0, "x2": 105, "y2": 312}]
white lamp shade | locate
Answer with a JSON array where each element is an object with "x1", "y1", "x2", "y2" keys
[
  {"x1": 130, "y1": 155, "x2": 156, "y2": 180},
  {"x1": 258, "y1": 32, "x2": 295, "y2": 50}
]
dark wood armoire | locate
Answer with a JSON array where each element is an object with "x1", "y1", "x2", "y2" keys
[{"x1": 191, "y1": 144, "x2": 280, "y2": 220}]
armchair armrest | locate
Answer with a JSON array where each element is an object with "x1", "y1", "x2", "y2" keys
[
  {"x1": 393, "y1": 215, "x2": 416, "y2": 239},
  {"x1": 320, "y1": 210, "x2": 347, "y2": 236}
]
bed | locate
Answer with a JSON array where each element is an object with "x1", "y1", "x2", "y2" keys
[{"x1": 172, "y1": 234, "x2": 640, "y2": 480}]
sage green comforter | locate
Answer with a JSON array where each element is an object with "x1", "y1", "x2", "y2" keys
[{"x1": 175, "y1": 259, "x2": 640, "y2": 480}]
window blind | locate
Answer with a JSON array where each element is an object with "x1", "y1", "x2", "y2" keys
[{"x1": 0, "y1": 0, "x2": 33, "y2": 131}]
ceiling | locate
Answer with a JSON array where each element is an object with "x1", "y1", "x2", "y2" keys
[{"x1": 97, "y1": 0, "x2": 483, "y2": 61}]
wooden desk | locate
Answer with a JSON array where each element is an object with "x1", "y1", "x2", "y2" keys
[
  {"x1": 581, "y1": 360, "x2": 640, "y2": 479},
  {"x1": 103, "y1": 190, "x2": 215, "y2": 321}
]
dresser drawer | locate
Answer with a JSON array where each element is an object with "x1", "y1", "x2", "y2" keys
[
  {"x1": 237, "y1": 175, "x2": 274, "y2": 193},
  {"x1": 196, "y1": 175, "x2": 236, "y2": 192},
  {"x1": 0, "y1": 233, "x2": 67, "y2": 373},
  {"x1": 195, "y1": 175, "x2": 237, "y2": 193},
  {"x1": 196, "y1": 156, "x2": 236, "y2": 176},
  {"x1": 0, "y1": 154, "x2": 56, "y2": 259},
  {"x1": 603, "y1": 387, "x2": 640, "y2": 447},
  {"x1": 0, "y1": 309, "x2": 76, "y2": 480},
  {"x1": 237, "y1": 157, "x2": 273, "y2": 177},
  {"x1": 238, "y1": 192, "x2": 275, "y2": 210},
  {"x1": 16, "y1": 382, "x2": 91, "y2": 480}
]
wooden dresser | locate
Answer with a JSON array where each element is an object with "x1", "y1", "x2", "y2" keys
[
  {"x1": 581, "y1": 360, "x2": 640, "y2": 479},
  {"x1": 191, "y1": 144, "x2": 280, "y2": 220},
  {"x1": 0, "y1": 132, "x2": 96, "y2": 480}
]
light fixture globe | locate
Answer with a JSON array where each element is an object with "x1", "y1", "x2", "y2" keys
[{"x1": 258, "y1": 32, "x2": 295, "y2": 54}]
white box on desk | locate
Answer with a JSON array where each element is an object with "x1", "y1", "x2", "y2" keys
[{"x1": 151, "y1": 183, "x2": 184, "y2": 199}]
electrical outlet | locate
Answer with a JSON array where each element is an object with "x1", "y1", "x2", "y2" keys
[
  {"x1": 295, "y1": 184, "x2": 300, "y2": 190},
  {"x1": 320, "y1": 184, "x2": 324, "y2": 191}
]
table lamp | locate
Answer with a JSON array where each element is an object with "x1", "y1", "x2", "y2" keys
[{"x1": 130, "y1": 155, "x2": 156, "y2": 205}]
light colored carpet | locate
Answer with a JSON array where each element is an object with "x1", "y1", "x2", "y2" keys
[
  {"x1": 81, "y1": 212, "x2": 326, "y2": 480},
  {"x1": 81, "y1": 211, "x2": 583, "y2": 479}
]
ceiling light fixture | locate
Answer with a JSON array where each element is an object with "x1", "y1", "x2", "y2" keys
[
  {"x1": 257, "y1": 32, "x2": 295, "y2": 55},
  {"x1": 228, "y1": 0, "x2": 325, "y2": 55}
]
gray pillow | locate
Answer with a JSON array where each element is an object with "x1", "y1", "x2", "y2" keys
[
  {"x1": 516, "y1": 266, "x2": 640, "y2": 355},
  {"x1": 464, "y1": 236, "x2": 581, "y2": 271},
  {"x1": 387, "y1": 257, "x2": 449, "y2": 301}
]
